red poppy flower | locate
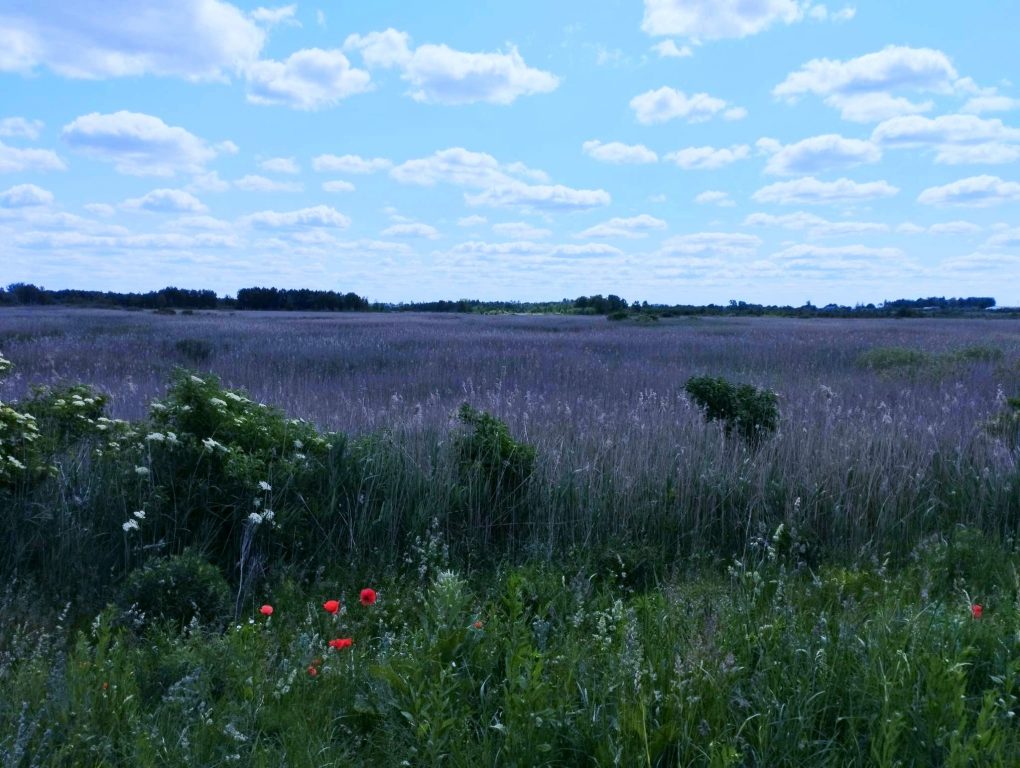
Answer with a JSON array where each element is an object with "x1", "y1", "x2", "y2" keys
[
  {"x1": 472, "y1": 620, "x2": 483, "y2": 630},
  {"x1": 259, "y1": 604, "x2": 274, "y2": 616},
  {"x1": 971, "y1": 604, "x2": 983, "y2": 619},
  {"x1": 307, "y1": 665, "x2": 318, "y2": 677},
  {"x1": 328, "y1": 637, "x2": 353, "y2": 650},
  {"x1": 323, "y1": 599, "x2": 340, "y2": 615},
  {"x1": 360, "y1": 588, "x2": 377, "y2": 606}
]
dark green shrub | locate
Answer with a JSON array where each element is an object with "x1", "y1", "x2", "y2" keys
[
  {"x1": 857, "y1": 346, "x2": 933, "y2": 372},
  {"x1": 454, "y1": 404, "x2": 535, "y2": 495},
  {"x1": 173, "y1": 338, "x2": 214, "y2": 364},
  {"x1": 685, "y1": 375, "x2": 779, "y2": 445},
  {"x1": 607, "y1": 310, "x2": 628, "y2": 321},
  {"x1": 119, "y1": 551, "x2": 231, "y2": 629},
  {"x1": 22, "y1": 383, "x2": 110, "y2": 440}
]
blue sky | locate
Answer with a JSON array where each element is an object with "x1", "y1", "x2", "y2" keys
[{"x1": 2, "y1": 0, "x2": 1019, "y2": 305}]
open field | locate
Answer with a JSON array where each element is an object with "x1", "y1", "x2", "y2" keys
[{"x1": 2, "y1": 308, "x2": 1020, "y2": 765}]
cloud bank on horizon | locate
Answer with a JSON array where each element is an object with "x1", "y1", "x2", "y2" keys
[{"x1": 1, "y1": 0, "x2": 1019, "y2": 305}]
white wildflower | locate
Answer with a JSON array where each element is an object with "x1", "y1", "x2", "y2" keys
[
  {"x1": 248, "y1": 512, "x2": 264, "y2": 525},
  {"x1": 145, "y1": 432, "x2": 165, "y2": 443},
  {"x1": 122, "y1": 519, "x2": 140, "y2": 532},
  {"x1": 6, "y1": 456, "x2": 26, "y2": 470},
  {"x1": 209, "y1": 397, "x2": 227, "y2": 408},
  {"x1": 190, "y1": 375, "x2": 205, "y2": 384},
  {"x1": 293, "y1": 439, "x2": 304, "y2": 450},
  {"x1": 258, "y1": 481, "x2": 272, "y2": 492},
  {"x1": 133, "y1": 510, "x2": 146, "y2": 520},
  {"x1": 263, "y1": 509, "x2": 275, "y2": 522},
  {"x1": 151, "y1": 402, "x2": 167, "y2": 411},
  {"x1": 134, "y1": 466, "x2": 150, "y2": 476},
  {"x1": 202, "y1": 437, "x2": 225, "y2": 453}
]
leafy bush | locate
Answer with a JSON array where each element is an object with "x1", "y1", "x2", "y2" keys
[
  {"x1": 119, "y1": 551, "x2": 231, "y2": 629},
  {"x1": 454, "y1": 404, "x2": 535, "y2": 495},
  {"x1": 857, "y1": 346, "x2": 934, "y2": 372},
  {"x1": 173, "y1": 338, "x2": 214, "y2": 364},
  {"x1": 0, "y1": 353, "x2": 54, "y2": 489},
  {"x1": 22, "y1": 383, "x2": 110, "y2": 441},
  {"x1": 684, "y1": 375, "x2": 779, "y2": 445}
]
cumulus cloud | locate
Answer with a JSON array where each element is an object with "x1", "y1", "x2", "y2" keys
[
  {"x1": 0, "y1": 0, "x2": 265, "y2": 80},
  {"x1": 313, "y1": 154, "x2": 392, "y2": 173},
  {"x1": 244, "y1": 205, "x2": 351, "y2": 228},
  {"x1": 0, "y1": 117, "x2": 44, "y2": 140},
  {"x1": 582, "y1": 140, "x2": 658, "y2": 164},
  {"x1": 0, "y1": 184, "x2": 54, "y2": 208},
  {"x1": 917, "y1": 175, "x2": 1020, "y2": 207},
  {"x1": 769, "y1": 243, "x2": 905, "y2": 270},
  {"x1": 651, "y1": 40, "x2": 692, "y2": 58},
  {"x1": 457, "y1": 215, "x2": 487, "y2": 227},
  {"x1": 774, "y1": 46, "x2": 959, "y2": 121},
  {"x1": 694, "y1": 190, "x2": 735, "y2": 206},
  {"x1": 576, "y1": 214, "x2": 666, "y2": 239},
  {"x1": 322, "y1": 180, "x2": 355, "y2": 193},
  {"x1": 757, "y1": 134, "x2": 881, "y2": 175},
  {"x1": 984, "y1": 227, "x2": 1020, "y2": 248},
  {"x1": 250, "y1": 4, "x2": 298, "y2": 26},
  {"x1": 929, "y1": 221, "x2": 982, "y2": 235},
  {"x1": 234, "y1": 174, "x2": 303, "y2": 192},
  {"x1": 660, "y1": 232, "x2": 761, "y2": 256},
  {"x1": 664, "y1": 144, "x2": 749, "y2": 170},
  {"x1": 871, "y1": 114, "x2": 1020, "y2": 164},
  {"x1": 465, "y1": 183, "x2": 610, "y2": 212},
  {"x1": 630, "y1": 87, "x2": 739, "y2": 124},
  {"x1": 962, "y1": 95, "x2": 1020, "y2": 115},
  {"x1": 752, "y1": 176, "x2": 899, "y2": 205},
  {"x1": 743, "y1": 211, "x2": 888, "y2": 237},
  {"x1": 381, "y1": 222, "x2": 440, "y2": 239},
  {"x1": 450, "y1": 240, "x2": 622, "y2": 259},
  {"x1": 245, "y1": 48, "x2": 371, "y2": 109},
  {"x1": 641, "y1": 0, "x2": 803, "y2": 40},
  {"x1": 61, "y1": 111, "x2": 222, "y2": 176},
  {"x1": 258, "y1": 156, "x2": 299, "y2": 174},
  {"x1": 492, "y1": 222, "x2": 552, "y2": 239},
  {"x1": 122, "y1": 188, "x2": 208, "y2": 213},
  {"x1": 83, "y1": 203, "x2": 116, "y2": 217},
  {"x1": 0, "y1": 139, "x2": 66, "y2": 173},
  {"x1": 345, "y1": 28, "x2": 559, "y2": 105}
]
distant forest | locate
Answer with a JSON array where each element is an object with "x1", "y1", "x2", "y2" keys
[{"x1": 0, "y1": 282, "x2": 1009, "y2": 318}]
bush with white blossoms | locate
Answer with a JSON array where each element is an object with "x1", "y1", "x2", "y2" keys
[{"x1": 0, "y1": 353, "x2": 54, "y2": 488}]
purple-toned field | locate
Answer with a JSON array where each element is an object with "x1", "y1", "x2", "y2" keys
[{"x1": 2, "y1": 307, "x2": 1019, "y2": 554}]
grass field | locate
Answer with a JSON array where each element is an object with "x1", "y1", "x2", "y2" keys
[{"x1": 2, "y1": 308, "x2": 1020, "y2": 765}]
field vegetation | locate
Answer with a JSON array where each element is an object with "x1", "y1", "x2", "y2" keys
[{"x1": 1, "y1": 308, "x2": 1020, "y2": 765}]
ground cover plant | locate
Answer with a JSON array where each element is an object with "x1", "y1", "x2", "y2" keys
[{"x1": 1, "y1": 308, "x2": 1020, "y2": 765}]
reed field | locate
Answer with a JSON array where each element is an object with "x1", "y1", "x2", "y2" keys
[{"x1": 2, "y1": 307, "x2": 1020, "y2": 766}]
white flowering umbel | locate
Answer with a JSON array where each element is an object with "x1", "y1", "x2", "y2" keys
[{"x1": 0, "y1": 353, "x2": 53, "y2": 486}]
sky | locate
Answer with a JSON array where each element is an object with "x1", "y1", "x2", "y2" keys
[{"x1": 1, "y1": 0, "x2": 1019, "y2": 306}]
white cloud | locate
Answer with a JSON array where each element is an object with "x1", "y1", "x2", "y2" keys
[
  {"x1": 258, "y1": 156, "x2": 299, "y2": 174},
  {"x1": 313, "y1": 154, "x2": 392, "y2": 173},
  {"x1": 651, "y1": 40, "x2": 692, "y2": 58},
  {"x1": 753, "y1": 176, "x2": 899, "y2": 205},
  {"x1": 244, "y1": 205, "x2": 351, "y2": 229},
  {"x1": 83, "y1": 203, "x2": 116, "y2": 217},
  {"x1": 61, "y1": 111, "x2": 221, "y2": 176},
  {"x1": 582, "y1": 140, "x2": 658, "y2": 164},
  {"x1": 234, "y1": 174, "x2": 303, "y2": 192},
  {"x1": 929, "y1": 220, "x2": 982, "y2": 235},
  {"x1": 345, "y1": 29, "x2": 559, "y2": 105},
  {"x1": 962, "y1": 95, "x2": 1020, "y2": 115},
  {"x1": 660, "y1": 232, "x2": 761, "y2": 256},
  {"x1": 641, "y1": 0, "x2": 803, "y2": 40},
  {"x1": 939, "y1": 252, "x2": 1020, "y2": 274},
  {"x1": 769, "y1": 244, "x2": 906, "y2": 273},
  {"x1": 0, "y1": 0, "x2": 265, "y2": 80},
  {"x1": 0, "y1": 139, "x2": 66, "y2": 173},
  {"x1": 664, "y1": 144, "x2": 749, "y2": 170},
  {"x1": 576, "y1": 214, "x2": 666, "y2": 239},
  {"x1": 466, "y1": 183, "x2": 611, "y2": 212},
  {"x1": 390, "y1": 147, "x2": 548, "y2": 189},
  {"x1": 871, "y1": 114, "x2": 1020, "y2": 165},
  {"x1": 0, "y1": 184, "x2": 53, "y2": 208},
  {"x1": 917, "y1": 175, "x2": 1020, "y2": 207},
  {"x1": 381, "y1": 222, "x2": 440, "y2": 239},
  {"x1": 457, "y1": 215, "x2": 487, "y2": 227},
  {"x1": 743, "y1": 211, "x2": 888, "y2": 237},
  {"x1": 630, "y1": 87, "x2": 736, "y2": 124},
  {"x1": 450, "y1": 241, "x2": 622, "y2": 259},
  {"x1": 694, "y1": 190, "x2": 735, "y2": 206},
  {"x1": 758, "y1": 134, "x2": 880, "y2": 175},
  {"x1": 170, "y1": 214, "x2": 232, "y2": 230},
  {"x1": 774, "y1": 46, "x2": 960, "y2": 121},
  {"x1": 245, "y1": 48, "x2": 371, "y2": 109},
  {"x1": 0, "y1": 117, "x2": 44, "y2": 140},
  {"x1": 187, "y1": 171, "x2": 231, "y2": 192},
  {"x1": 123, "y1": 188, "x2": 208, "y2": 213},
  {"x1": 985, "y1": 227, "x2": 1020, "y2": 248},
  {"x1": 807, "y1": 5, "x2": 857, "y2": 22},
  {"x1": 250, "y1": 5, "x2": 298, "y2": 26},
  {"x1": 493, "y1": 222, "x2": 552, "y2": 239},
  {"x1": 322, "y1": 180, "x2": 355, "y2": 193}
]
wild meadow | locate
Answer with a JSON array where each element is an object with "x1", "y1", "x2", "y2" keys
[{"x1": 2, "y1": 307, "x2": 1020, "y2": 766}]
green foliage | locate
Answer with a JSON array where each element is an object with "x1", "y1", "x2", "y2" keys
[
  {"x1": 22, "y1": 383, "x2": 110, "y2": 440},
  {"x1": 118, "y1": 551, "x2": 231, "y2": 630},
  {"x1": 685, "y1": 375, "x2": 779, "y2": 444},
  {"x1": 857, "y1": 346, "x2": 934, "y2": 372},
  {"x1": 987, "y1": 394, "x2": 1020, "y2": 445},
  {"x1": 0, "y1": 353, "x2": 54, "y2": 490},
  {"x1": 173, "y1": 337, "x2": 214, "y2": 364},
  {"x1": 452, "y1": 401, "x2": 534, "y2": 509}
]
